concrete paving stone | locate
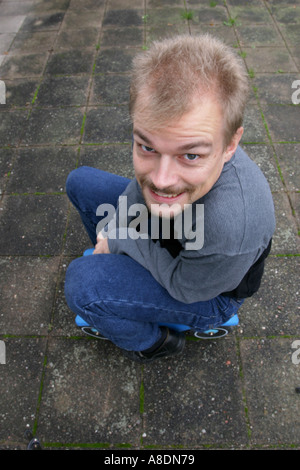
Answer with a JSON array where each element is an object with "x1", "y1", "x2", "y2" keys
[
  {"x1": 235, "y1": 25, "x2": 285, "y2": 47},
  {"x1": 188, "y1": 23, "x2": 237, "y2": 46},
  {"x1": 83, "y1": 106, "x2": 132, "y2": 144},
  {"x1": 103, "y1": 9, "x2": 143, "y2": 27},
  {"x1": 146, "y1": 23, "x2": 188, "y2": 44},
  {"x1": 290, "y1": 192, "x2": 300, "y2": 223},
  {"x1": 44, "y1": 49, "x2": 95, "y2": 75},
  {"x1": 109, "y1": 0, "x2": 144, "y2": 8},
  {"x1": 51, "y1": 256, "x2": 84, "y2": 337},
  {"x1": 28, "y1": 0, "x2": 71, "y2": 14},
  {"x1": 37, "y1": 338, "x2": 142, "y2": 445},
  {"x1": 226, "y1": 0, "x2": 263, "y2": 5},
  {"x1": 253, "y1": 73, "x2": 300, "y2": 105},
  {"x1": 0, "y1": 148, "x2": 15, "y2": 194},
  {"x1": 271, "y1": 191, "x2": 300, "y2": 254},
  {"x1": 240, "y1": 144, "x2": 283, "y2": 192},
  {"x1": 21, "y1": 107, "x2": 84, "y2": 145},
  {"x1": 0, "y1": 256, "x2": 61, "y2": 335},
  {"x1": 4, "y1": 78, "x2": 40, "y2": 108},
  {"x1": 147, "y1": 0, "x2": 184, "y2": 6},
  {"x1": 261, "y1": 104, "x2": 300, "y2": 142},
  {"x1": 0, "y1": 1, "x2": 36, "y2": 17},
  {"x1": 278, "y1": 23, "x2": 300, "y2": 47},
  {"x1": 189, "y1": 6, "x2": 229, "y2": 24},
  {"x1": 290, "y1": 47, "x2": 300, "y2": 68},
  {"x1": 237, "y1": 256, "x2": 300, "y2": 338},
  {"x1": 34, "y1": 75, "x2": 90, "y2": 107},
  {"x1": 0, "y1": 15, "x2": 26, "y2": 33},
  {"x1": 145, "y1": 7, "x2": 192, "y2": 26},
  {"x1": 274, "y1": 144, "x2": 300, "y2": 191},
  {"x1": 19, "y1": 12, "x2": 65, "y2": 32},
  {"x1": 0, "y1": 52, "x2": 49, "y2": 78},
  {"x1": 101, "y1": 26, "x2": 144, "y2": 47},
  {"x1": 9, "y1": 31, "x2": 57, "y2": 53},
  {"x1": 240, "y1": 105, "x2": 268, "y2": 143},
  {"x1": 226, "y1": 5, "x2": 273, "y2": 24},
  {"x1": 243, "y1": 47, "x2": 298, "y2": 73},
  {"x1": 60, "y1": 8, "x2": 105, "y2": 30},
  {"x1": 0, "y1": 337, "x2": 48, "y2": 443},
  {"x1": 142, "y1": 338, "x2": 248, "y2": 447},
  {"x1": 0, "y1": 33, "x2": 15, "y2": 54},
  {"x1": 6, "y1": 146, "x2": 78, "y2": 194},
  {"x1": 68, "y1": 0, "x2": 106, "y2": 10},
  {"x1": 53, "y1": 28, "x2": 99, "y2": 50},
  {"x1": 0, "y1": 110, "x2": 28, "y2": 146},
  {"x1": 240, "y1": 338, "x2": 300, "y2": 445},
  {"x1": 63, "y1": 208, "x2": 93, "y2": 258},
  {"x1": 270, "y1": 5, "x2": 300, "y2": 25},
  {"x1": 0, "y1": 194, "x2": 68, "y2": 255},
  {"x1": 94, "y1": 47, "x2": 136, "y2": 74},
  {"x1": 90, "y1": 74, "x2": 130, "y2": 105},
  {"x1": 77, "y1": 144, "x2": 134, "y2": 179}
]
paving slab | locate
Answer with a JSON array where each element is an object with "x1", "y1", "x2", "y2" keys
[
  {"x1": 0, "y1": 110, "x2": 28, "y2": 146},
  {"x1": 34, "y1": 76, "x2": 90, "y2": 107},
  {"x1": 0, "y1": 0, "x2": 299, "y2": 451},
  {"x1": 6, "y1": 146, "x2": 78, "y2": 194},
  {"x1": 0, "y1": 337, "x2": 48, "y2": 445},
  {"x1": 142, "y1": 338, "x2": 248, "y2": 447},
  {"x1": 37, "y1": 338, "x2": 142, "y2": 445},
  {"x1": 0, "y1": 53, "x2": 49, "y2": 79},
  {"x1": 240, "y1": 338, "x2": 300, "y2": 445},
  {"x1": 0, "y1": 256, "x2": 61, "y2": 335},
  {"x1": 238, "y1": 257, "x2": 300, "y2": 337},
  {"x1": 0, "y1": 194, "x2": 68, "y2": 256},
  {"x1": 93, "y1": 47, "x2": 136, "y2": 74},
  {"x1": 21, "y1": 107, "x2": 84, "y2": 145},
  {"x1": 83, "y1": 106, "x2": 132, "y2": 144}
]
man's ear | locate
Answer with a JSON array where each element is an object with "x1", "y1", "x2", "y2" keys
[{"x1": 224, "y1": 127, "x2": 244, "y2": 162}]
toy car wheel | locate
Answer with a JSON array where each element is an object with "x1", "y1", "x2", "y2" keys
[{"x1": 193, "y1": 327, "x2": 230, "y2": 339}]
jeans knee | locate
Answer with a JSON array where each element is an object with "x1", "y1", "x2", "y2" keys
[
  {"x1": 64, "y1": 257, "x2": 87, "y2": 312},
  {"x1": 66, "y1": 167, "x2": 86, "y2": 201}
]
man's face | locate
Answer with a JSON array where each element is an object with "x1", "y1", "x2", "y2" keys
[{"x1": 132, "y1": 95, "x2": 243, "y2": 218}]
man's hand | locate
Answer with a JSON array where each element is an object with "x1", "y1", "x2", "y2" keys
[{"x1": 93, "y1": 233, "x2": 110, "y2": 254}]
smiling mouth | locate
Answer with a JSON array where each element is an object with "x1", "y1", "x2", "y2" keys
[
  {"x1": 148, "y1": 187, "x2": 185, "y2": 202},
  {"x1": 152, "y1": 189, "x2": 182, "y2": 198}
]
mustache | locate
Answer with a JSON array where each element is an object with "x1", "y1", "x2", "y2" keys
[{"x1": 139, "y1": 176, "x2": 193, "y2": 196}]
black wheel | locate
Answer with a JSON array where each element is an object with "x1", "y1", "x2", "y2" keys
[{"x1": 81, "y1": 326, "x2": 108, "y2": 340}]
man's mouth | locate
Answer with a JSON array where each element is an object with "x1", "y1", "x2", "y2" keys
[
  {"x1": 149, "y1": 187, "x2": 185, "y2": 202},
  {"x1": 152, "y1": 189, "x2": 182, "y2": 198}
]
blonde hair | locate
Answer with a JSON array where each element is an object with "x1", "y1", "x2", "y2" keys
[{"x1": 129, "y1": 34, "x2": 249, "y2": 147}]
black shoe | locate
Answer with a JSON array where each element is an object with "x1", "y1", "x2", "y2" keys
[{"x1": 122, "y1": 327, "x2": 185, "y2": 364}]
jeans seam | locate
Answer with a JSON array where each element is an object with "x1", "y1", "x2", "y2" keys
[{"x1": 82, "y1": 298, "x2": 212, "y2": 320}]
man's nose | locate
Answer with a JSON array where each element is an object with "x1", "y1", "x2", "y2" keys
[{"x1": 150, "y1": 154, "x2": 179, "y2": 190}]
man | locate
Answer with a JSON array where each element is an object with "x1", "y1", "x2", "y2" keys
[{"x1": 65, "y1": 35, "x2": 275, "y2": 363}]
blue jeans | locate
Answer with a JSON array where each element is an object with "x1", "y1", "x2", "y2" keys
[{"x1": 65, "y1": 167, "x2": 244, "y2": 351}]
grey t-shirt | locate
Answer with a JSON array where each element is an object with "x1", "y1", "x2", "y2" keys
[{"x1": 107, "y1": 146, "x2": 275, "y2": 303}]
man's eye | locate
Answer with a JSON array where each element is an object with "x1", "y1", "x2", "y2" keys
[
  {"x1": 183, "y1": 153, "x2": 199, "y2": 161},
  {"x1": 141, "y1": 144, "x2": 156, "y2": 153}
]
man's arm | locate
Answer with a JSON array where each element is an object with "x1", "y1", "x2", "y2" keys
[{"x1": 107, "y1": 232, "x2": 261, "y2": 303}]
